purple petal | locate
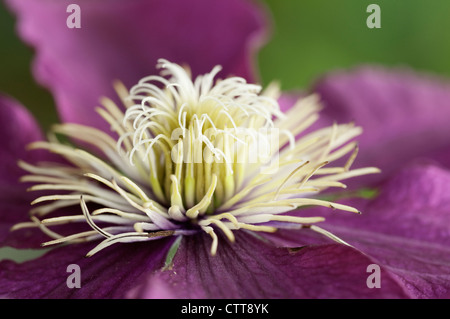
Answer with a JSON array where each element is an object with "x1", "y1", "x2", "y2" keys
[
  {"x1": 6, "y1": 0, "x2": 268, "y2": 133},
  {"x1": 283, "y1": 162, "x2": 450, "y2": 298},
  {"x1": 127, "y1": 232, "x2": 409, "y2": 299},
  {"x1": 0, "y1": 94, "x2": 43, "y2": 183},
  {"x1": 0, "y1": 95, "x2": 48, "y2": 248},
  {"x1": 313, "y1": 67, "x2": 450, "y2": 184},
  {"x1": 323, "y1": 162, "x2": 450, "y2": 246},
  {"x1": 0, "y1": 238, "x2": 174, "y2": 298}
]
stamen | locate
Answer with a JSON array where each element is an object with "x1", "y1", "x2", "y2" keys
[
  {"x1": 185, "y1": 174, "x2": 218, "y2": 219},
  {"x1": 202, "y1": 226, "x2": 219, "y2": 256},
  {"x1": 274, "y1": 160, "x2": 310, "y2": 199},
  {"x1": 41, "y1": 230, "x2": 100, "y2": 247},
  {"x1": 80, "y1": 196, "x2": 112, "y2": 238},
  {"x1": 199, "y1": 218, "x2": 235, "y2": 243},
  {"x1": 15, "y1": 59, "x2": 378, "y2": 257},
  {"x1": 309, "y1": 225, "x2": 351, "y2": 246},
  {"x1": 270, "y1": 215, "x2": 325, "y2": 224}
]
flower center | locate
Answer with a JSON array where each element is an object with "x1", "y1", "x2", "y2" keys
[
  {"x1": 123, "y1": 61, "x2": 283, "y2": 213},
  {"x1": 14, "y1": 59, "x2": 379, "y2": 256}
]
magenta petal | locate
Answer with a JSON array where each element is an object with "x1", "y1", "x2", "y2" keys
[
  {"x1": 0, "y1": 94, "x2": 43, "y2": 183},
  {"x1": 6, "y1": 0, "x2": 267, "y2": 133},
  {"x1": 289, "y1": 162, "x2": 450, "y2": 298},
  {"x1": 0, "y1": 94, "x2": 47, "y2": 248},
  {"x1": 0, "y1": 239, "x2": 174, "y2": 298},
  {"x1": 314, "y1": 67, "x2": 450, "y2": 184},
  {"x1": 320, "y1": 163, "x2": 450, "y2": 246},
  {"x1": 127, "y1": 233, "x2": 409, "y2": 299}
]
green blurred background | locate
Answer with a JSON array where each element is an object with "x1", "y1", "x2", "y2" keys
[{"x1": 0, "y1": 0, "x2": 450, "y2": 260}]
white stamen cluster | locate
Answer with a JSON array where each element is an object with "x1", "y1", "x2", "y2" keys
[{"x1": 14, "y1": 59, "x2": 379, "y2": 256}]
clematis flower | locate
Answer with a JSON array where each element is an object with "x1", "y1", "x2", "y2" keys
[{"x1": 1, "y1": 0, "x2": 450, "y2": 300}]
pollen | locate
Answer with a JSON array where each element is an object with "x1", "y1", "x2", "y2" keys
[{"x1": 14, "y1": 59, "x2": 380, "y2": 256}]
